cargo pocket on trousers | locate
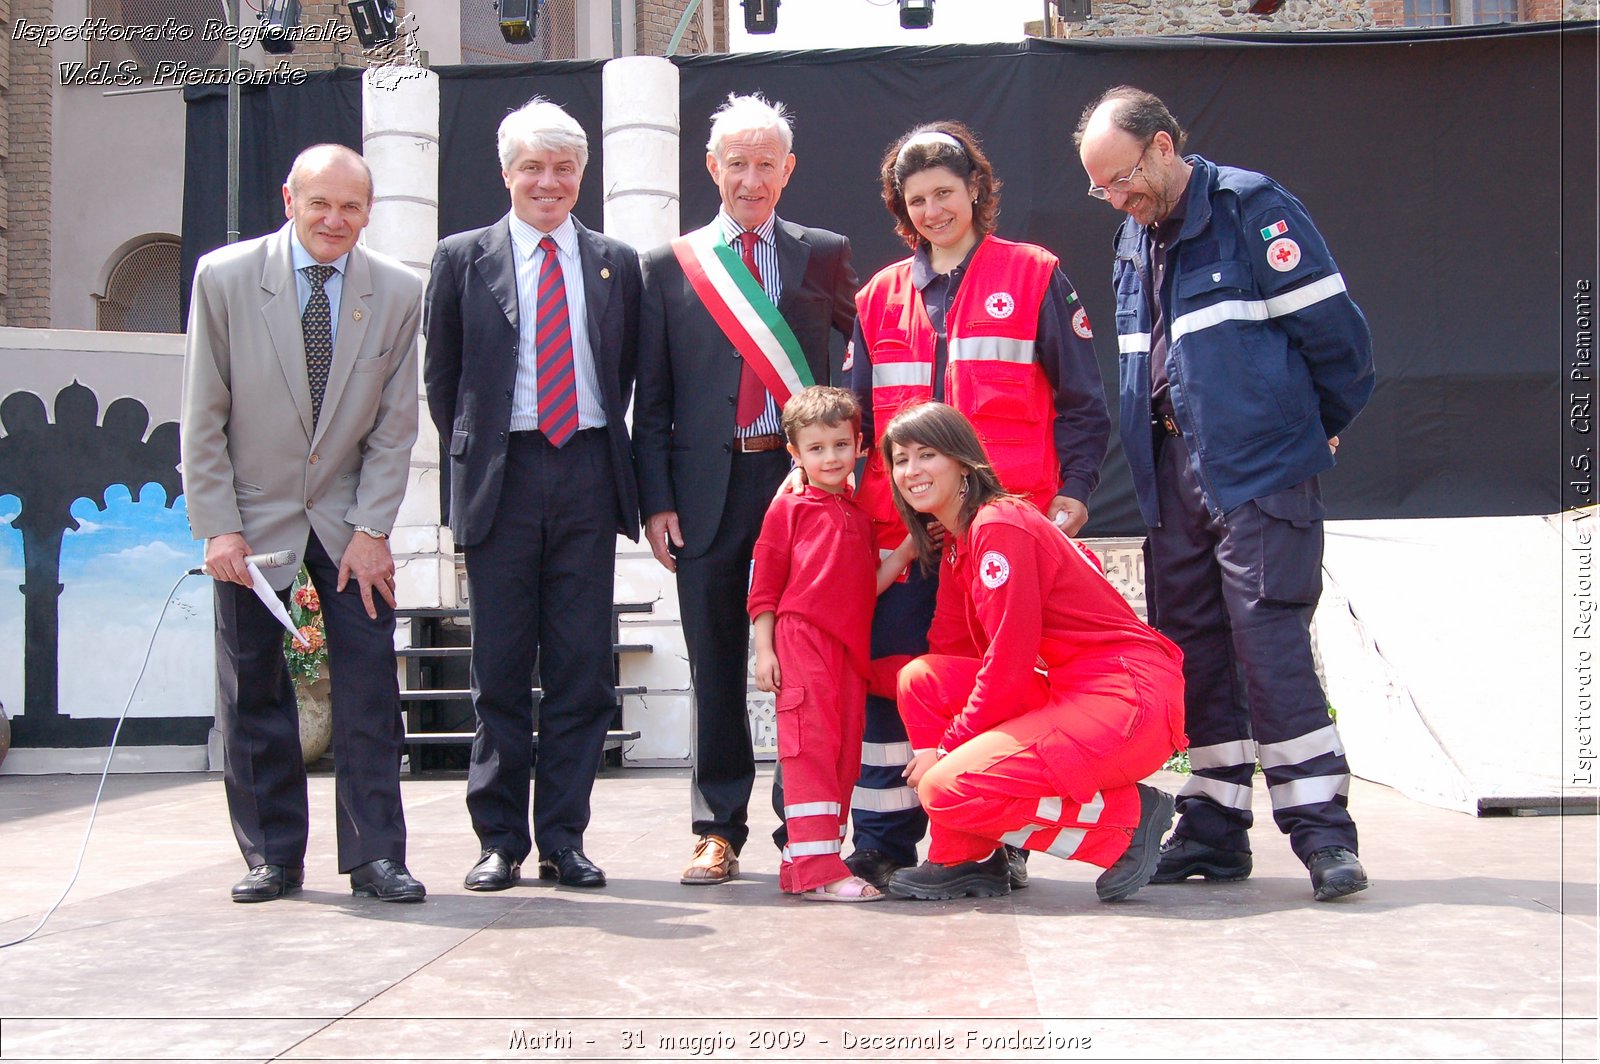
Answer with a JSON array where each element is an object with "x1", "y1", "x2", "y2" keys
[
  {"x1": 775, "y1": 685, "x2": 806, "y2": 760},
  {"x1": 1252, "y1": 480, "x2": 1326, "y2": 608}
]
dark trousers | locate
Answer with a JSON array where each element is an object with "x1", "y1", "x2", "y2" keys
[
  {"x1": 463, "y1": 429, "x2": 618, "y2": 863},
  {"x1": 850, "y1": 564, "x2": 936, "y2": 867},
  {"x1": 675, "y1": 448, "x2": 790, "y2": 854},
  {"x1": 1145, "y1": 432, "x2": 1358, "y2": 864},
  {"x1": 215, "y1": 532, "x2": 406, "y2": 873}
]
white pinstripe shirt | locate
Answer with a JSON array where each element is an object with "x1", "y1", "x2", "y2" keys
[
  {"x1": 718, "y1": 210, "x2": 784, "y2": 438},
  {"x1": 508, "y1": 213, "x2": 605, "y2": 434}
]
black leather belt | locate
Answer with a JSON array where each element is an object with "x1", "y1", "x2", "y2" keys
[
  {"x1": 733, "y1": 433, "x2": 786, "y2": 453},
  {"x1": 1152, "y1": 413, "x2": 1182, "y2": 437}
]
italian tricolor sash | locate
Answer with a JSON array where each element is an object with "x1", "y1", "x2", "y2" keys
[{"x1": 672, "y1": 227, "x2": 813, "y2": 408}]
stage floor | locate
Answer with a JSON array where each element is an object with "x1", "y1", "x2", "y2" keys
[{"x1": 0, "y1": 767, "x2": 1594, "y2": 1063}]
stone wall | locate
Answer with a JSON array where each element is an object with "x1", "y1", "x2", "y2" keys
[
  {"x1": 1072, "y1": 0, "x2": 1373, "y2": 36},
  {"x1": 2, "y1": 0, "x2": 54, "y2": 329}
]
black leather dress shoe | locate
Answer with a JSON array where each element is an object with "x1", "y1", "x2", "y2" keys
[
  {"x1": 538, "y1": 847, "x2": 606, "y2": 888},
  {"x1": 349, "y1": 858, "x2": 426, "y2": 902},
  {"x1": 1004, "y1": 844, "x2": 1031, "y2": 889},
  {"x1": 886, "y1": 850, "x2": 1011, "y2": 900},
  {"x1": 464, "y1": 848, "x2": 521, "y2": 892},
  {"x1": 1308, "y1": 846, "x2": 1369, "y2": 901},
  {"x1": 1150, "y1": 833, "x2": 1253, "y2": 884},
  {"x1": 231, "y1": 863, "x2": 304, "y2": 903},
  {"x1": 1096, "y1": 784, "x2": 1175, "y2": 902},
  {"x1": 844, "y1": 848, "x2": 904, "y2": 891}
]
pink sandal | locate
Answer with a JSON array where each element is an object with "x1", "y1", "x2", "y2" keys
[{"x1": 801, "y1": 875, "x2": 886, "y2": 902}]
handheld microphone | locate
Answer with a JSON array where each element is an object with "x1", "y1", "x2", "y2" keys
[{"x1": 189, "y1": 549, "x2": 299, "y2": 577}]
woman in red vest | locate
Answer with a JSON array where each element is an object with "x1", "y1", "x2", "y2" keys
[
  {"x1": 840, "y1": 121, "x2": 1111, "y2": 891},
  {"x1": 880, "y1": 402, "x2": 1185, "y2": 901}
]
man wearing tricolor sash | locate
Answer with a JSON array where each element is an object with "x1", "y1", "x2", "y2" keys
[
  {"x1": 635, "y1": 93, "x2": 858, "y2": 886},
  {"x1": 1077, "y1": 87, "x2": 1376, "y2": 901}
]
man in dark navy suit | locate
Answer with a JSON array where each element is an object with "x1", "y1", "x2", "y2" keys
[
  {"x1": 634, "y1": 93, "x2": 858, "y2": 885},
  {"x1": 425, "y1": 97, "x2": 642, "y2": 892}
]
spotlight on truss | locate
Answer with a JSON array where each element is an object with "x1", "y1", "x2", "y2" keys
[
  {"x1": 743, "y1": 0, "x2": 779, "y2": 34},
  {"x1": 258, "y1": 0, "x2": 301, "y2": 54},
  {"x1": 495, "y1": 0, "x2": 537, "y2": 41},
  {"x1": 347, "y1": 0, "x2": 398, "y2": 47},
  {"x1": 899, "y1": 0, "x2": 934, "y2": 29}
]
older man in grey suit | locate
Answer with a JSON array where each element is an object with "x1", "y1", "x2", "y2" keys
[{"x1": 182, "y1": 143, "x2": 426, "y2": 904}]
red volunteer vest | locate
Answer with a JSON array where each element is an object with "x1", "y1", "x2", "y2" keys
[{"x1": 856, "y1": 235, "x2": 1060, "y2": 546}]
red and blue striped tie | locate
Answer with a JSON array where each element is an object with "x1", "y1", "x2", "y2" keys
[{"x1": 535, "y1": 237, "x2": 578, "y2": 447}]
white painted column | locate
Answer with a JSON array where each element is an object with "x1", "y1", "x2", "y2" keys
[
  {"x1": 603, "y1": 57, "x2": 693, "y2": 766},
  {"x1": 361, "y1": 67, "x2": 452, "y2": 611}
]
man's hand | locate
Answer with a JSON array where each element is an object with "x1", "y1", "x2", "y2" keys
[
  {"x1": 776, "y1": 466, "x2": 807, "y2": 497},
  {"x1": 1329, "y1": 436, "x2": 1340, "y2": 455},
  {"x1": 646, "y1": 511, "x2": 683, "y2": 573},
  {"x1": 337, "y1": 531, "x2": 397, "y2": 620},
  {"x1": 1048, "y1": 496, "x2": 1089, "y2": 537},
  {"x1": 203, "y1": 532, "x2": 254, "y2": 586},
  {"x1": 903, "y1": 749, "x2": 939, "y2": 791}
]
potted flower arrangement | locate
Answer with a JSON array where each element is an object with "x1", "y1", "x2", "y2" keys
[{"x1": 285, "y1": 569, "x2": 333, "y2": 763}]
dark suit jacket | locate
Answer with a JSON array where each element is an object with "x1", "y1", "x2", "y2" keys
[
  {"x1": 424, "y1": 214, "x2": 642, "y2": 547},
  {"x1": 634, "y1": 217, "x2": 857, "y2": 559}
]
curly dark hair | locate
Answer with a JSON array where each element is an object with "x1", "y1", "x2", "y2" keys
[{"x1": 879, "y1": 120, "x2": 1001, "y2": 252}]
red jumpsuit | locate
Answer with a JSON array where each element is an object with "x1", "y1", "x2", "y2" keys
[
  {"x1": 748, "y1": 485, "x2": 876, "y2": 892},
  {"x1": 898, "y1": 498, "x2": 1188, "y2": 868}
]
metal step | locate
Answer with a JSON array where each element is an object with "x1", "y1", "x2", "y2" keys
[
  {"x1": 403, "y1": 728, "x2": 642, "y2": 747},
  {"x1": 396, "y1": 642, "x2": 653, "y2": 659},
  {"x1": 400, "y1": 685, "x2": 648, "y2": 703}
]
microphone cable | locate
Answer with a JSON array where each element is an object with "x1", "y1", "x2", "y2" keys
[{"x1": 0, "y1": 568, "x2": 197, "y2": 949}]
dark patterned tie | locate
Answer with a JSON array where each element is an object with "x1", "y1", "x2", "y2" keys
[
  {"x1": 735, "y1": 231, "x2": 766, "y2": 428},
  {"x1": 302, "y1": 264, "x2": 336, "y2": 426},
  {"x1": 535, "y1": 237, "x2": 578, "y2": 447}
]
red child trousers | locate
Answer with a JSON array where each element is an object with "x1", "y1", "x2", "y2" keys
[
  {"x1": 774, "y1": 615, "x2": 868, "y2": 892},
  {"x1": 898, "y1": 651, "x2": 1185, "y2": 867}
]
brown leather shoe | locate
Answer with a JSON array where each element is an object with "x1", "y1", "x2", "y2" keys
[{"x1": 680, "y1": 834, "x2": 739, "y2": 885}]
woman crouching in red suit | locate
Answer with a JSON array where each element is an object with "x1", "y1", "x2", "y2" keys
[{"x1": 882, "y1": 402, "x2": 1188, "y2": 901}]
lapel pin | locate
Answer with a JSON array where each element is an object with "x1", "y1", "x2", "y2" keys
[
  {"x1": 352, "y1": 309, "x2": 363, "y2": 321},
  {"x1": 600, "y1": 267, "x2": 611, "y2": 280}
]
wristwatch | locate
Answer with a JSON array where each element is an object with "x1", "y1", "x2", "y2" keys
[{"x1": 353, "y1": 525, "x2": 389, "y2": 540}]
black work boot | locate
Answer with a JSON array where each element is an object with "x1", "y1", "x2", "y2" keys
[{"x1": 886, "y1": 850, "x2": 1011, "y2": 900}]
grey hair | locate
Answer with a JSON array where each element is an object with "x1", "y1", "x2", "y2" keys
[
  {"x1": 497, "y1": 96, "x2": 589, "y2": 171},
  {"x1": 706, "y1": 92, "x2": 794, "y2": 158}
]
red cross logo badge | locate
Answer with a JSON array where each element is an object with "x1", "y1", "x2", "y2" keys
[
  {"x1": 1072, "y1": 306, "x2": 1093, "y2": 340},
  {"x1": 1267, "y1": 237, "x2": 1302, "y2": 273},
  {"x1": 979, "y1": 550, "x2": 1010, "y2": 588},
  {"x1": 985, "y1": 292, "x2": 1016, "y2": 319}
]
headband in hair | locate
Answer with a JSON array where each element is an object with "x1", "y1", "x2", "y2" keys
[{"x1": 895, "y1": 130, "x2": 964, "y2": 166}]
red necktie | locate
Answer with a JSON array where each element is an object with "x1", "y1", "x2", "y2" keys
[
  {"x1": 735, "y1": 231, "x2": 766, "y2": 428},
  {"x1": 535, "y1": 237, "x2": 578, "y2": 447}
]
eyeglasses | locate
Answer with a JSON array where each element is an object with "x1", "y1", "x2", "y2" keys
[{"x1": 1086, "y1": 142, "x2": 1152, "y2": 201}]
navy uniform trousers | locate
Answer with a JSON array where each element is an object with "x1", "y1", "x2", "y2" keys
[{"x1": 1145, "y1": 431, "x2": 1358, "y2": 865}]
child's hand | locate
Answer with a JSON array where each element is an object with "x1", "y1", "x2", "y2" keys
[
  {"x1": 755, "y1": 650, "x2": 781, "y2": 692},
  {"x1": 903, "y1": 749, "x2": 938, "y2": 789}
]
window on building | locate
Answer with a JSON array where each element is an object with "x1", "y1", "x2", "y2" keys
[
  {"x1": 97, "y1": 241, "x2": 183, "y2": 334},
  {"x1": 1403, "y1": 0, "x2": 1523, "y2": 23}
]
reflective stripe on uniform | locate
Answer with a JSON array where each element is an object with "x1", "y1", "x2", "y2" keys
[
  {"x1": 784, "y1": 800, "x2": 841, "y2": 819},
  {"x1": 947, "y1": 335, "x2": 1034, "y2": 364},
  {"x1": 1257, "y1": 724, "x2": 1344, "y2": 770},
  {"x1": 851, "y1": 784, "x2": 922, "y2": 812},
  {"x1": 872, "y1": 362, "x2": 934, "y2": 389},
  {"x1": 1077, "y1": 793, "x2": 1104, "y2": 825},
  {"x1": 784, "y1": 839, "x2": 843, "y2": 859},
  {"x1": 1187, "y1": 739, "x2": 1258, "y2": 772},
  {"x1": 861, "y1": 740, "x2": 914, "y2": 767},
  {"x1": 1268, "y1": 772, "x2": 1349, "y2": 810},
  {"x1": 1170, "y1": 274, "x2": 1348, "y2": 345},
  {"x1": 1001, "y1": 825, "x2": 1040, "y2": 847},
  {"x1": 1179, "y1": 774, "x2": 1253, "y2": 811},
  {"x1": 1118, "y1": 332, "x2": 1152, "y2": 355},
  {"x1": 1037, "y1": 796, "x2": 1063, "y2": 823},
  {"x1": 1044, "y1": 827, "x2": 1088, "y2": 859}
]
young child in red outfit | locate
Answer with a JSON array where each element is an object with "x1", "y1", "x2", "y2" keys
[{"x1": 748, "y1": 387, "x2": 916, "y2": 901}]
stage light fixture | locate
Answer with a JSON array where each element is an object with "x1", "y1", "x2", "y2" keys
[
  {"x1": 1055, "y1": 0, "x2": 1090, "y2": 21},
  {"x1": 495, "y1": 0, "x2": 538, "y2": 42},
  {"x1": 347, "y1": 0, "x2": 398, "y2": 47},
  {"x1": 258, "y1": 0, "x2": 301, "y2": 53},
  {"x1": 899, "y1": 0, "x2": 934, "y2": 28},
  {"x1": 742, "y1": 0, "x2": 780, "y2": 34}
]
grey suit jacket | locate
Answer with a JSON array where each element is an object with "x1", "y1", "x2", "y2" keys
[{"x1": 181, "y1": 222, "x2": 423, "y2": 591}]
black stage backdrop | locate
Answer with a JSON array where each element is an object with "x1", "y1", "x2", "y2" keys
[{"x1": 182, "y1": 23, "x2": 1599, "y2": 537}]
